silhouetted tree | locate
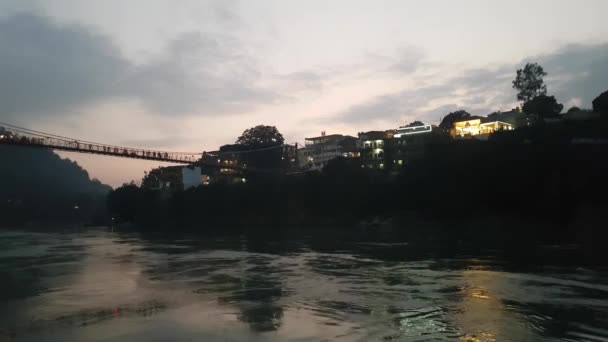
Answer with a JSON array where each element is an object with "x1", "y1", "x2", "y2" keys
[
  {"x1": 523, "y1": 95, "x2": 563, "y2": 119},
  {"x1": 567, "y1": 106, "x2": 581, "y2": 114},
  {"x1": 405, "y1": 120, "x2": 424, "y2": 127},
  {"x1": 107, "y1": 183, "x2": 141, "y2": 221},
  {"x1": 439, "y1": 110, "x2": 471, "y2": 131},
  {"x1": 236, "y1": 125, "x2": 284, "y2": 148},
  {"x1": 593, "y1": 90, "x2": 608, "y2": 115},
  {"x1": 236, "y1": 125, "x2": 285, "y2": 170},
  {"x1": 513, "y1": 62, "x2": 547, "y2": 102}
]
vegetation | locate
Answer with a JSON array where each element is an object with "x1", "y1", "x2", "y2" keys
[
  {"x1": 593, "y1": 90, "x2": 608, "y2": 115},
  {"x1": 512, "y1": 62, "x2": 547, "y2": 102},
  {"x1": 523, "y1": 94, "x2": 564, "y2": 119},
  {"x1": 0, "y1": 145, "x2": 111, "y2": 226},
  {"x1": 234, "y1": 125, "x2": 285, "y2": 170},
  {"x1": 405, "y1": 120, "x2": 425, "y2": 127},
  {"x1": 236, "y1": 125, "x2": 284, "y2": 148}
]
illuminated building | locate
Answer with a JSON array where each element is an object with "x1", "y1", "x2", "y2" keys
[
  {"x1": 298, "y1": 133, "x2": 358, "y2": 171},
  {"x1": 392, "y1": 124, "x2": 439, "y2": 168},
  {"x1": 358, "y1": 131, "x2": 390, "y2": 169},
  {"x1": 451, "y1": 117, "x2": 513, "y2": 139}
]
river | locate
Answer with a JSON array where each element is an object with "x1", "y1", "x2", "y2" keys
[{"x1": 0, "y1": 228, "x2": 607, "y2": 341}]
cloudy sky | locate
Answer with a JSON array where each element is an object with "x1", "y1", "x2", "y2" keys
[{"x1": 1, "y1": 0, "x2": 607, "y2": 186}]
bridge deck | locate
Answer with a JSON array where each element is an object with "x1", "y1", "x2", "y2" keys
[{"x1": 0, "y1": 134, "x2": 277, "y2": 173}]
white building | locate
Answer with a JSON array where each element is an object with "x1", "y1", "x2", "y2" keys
[{"x1": 298, "y1": 133, "x2": 358, "y2": 171}]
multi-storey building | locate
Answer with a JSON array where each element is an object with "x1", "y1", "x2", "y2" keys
[{"x1": 298, "y1": 133, "x2": 358, "y2": 171}]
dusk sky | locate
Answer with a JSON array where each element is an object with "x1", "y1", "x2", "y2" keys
[{"x1": 2, "y1": 0, "x2": 607, "y2": 186}]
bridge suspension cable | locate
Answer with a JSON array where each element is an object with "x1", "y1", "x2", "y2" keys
[
  {"x1": 0, "y1": 122, "x2": 295, "y2": 173},
  {"x1": 0, "y1": 122, "x2": 202, "y2": 155}
]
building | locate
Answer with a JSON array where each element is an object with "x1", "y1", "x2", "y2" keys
[
  {"x1": 358, "y1": 131, "x2": 390, "y2": 169},
  {"x1": 200, "y1": 145, "x2": 246, "y2": 185},
  {"x1": 298, "y1": 133, "x2": 358, "y2": 171},
  {"x1": 394, "y1": 124, "x2": 435, "y2": 138},
  {"x1": 392, "y1": 124, "x2": 439, "y2": 167},
  {"x1": 142, "y1": 165, "x2": 203, "y2": 190},
  {"x1": 451, "y1": 116, "x2": 513, "y2": 139}
]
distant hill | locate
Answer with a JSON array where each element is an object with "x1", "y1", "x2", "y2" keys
[{"x1": 0, "y1": 145, "x2": 111, "y2": 225}]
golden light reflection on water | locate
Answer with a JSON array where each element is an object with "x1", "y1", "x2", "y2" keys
[
  {"x1": 453, "y1": 269, "x2": 504, "y2": 342},
  {"x1": 460, "y1": 331, "x2": 497, "y2": 342}
]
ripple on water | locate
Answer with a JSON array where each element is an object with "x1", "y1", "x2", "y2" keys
[{"x1": 1, "y1": 230, "x2": 608, "y2": 342}]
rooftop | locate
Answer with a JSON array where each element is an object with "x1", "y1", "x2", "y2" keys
[{"x1": 305, "y1": 134, "x2": 345, "y2": 141}]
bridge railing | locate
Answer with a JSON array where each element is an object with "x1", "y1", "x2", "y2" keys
[
  {"x1": 0, "y1": 124, "x2": 294, "y2": 173},
  {"x1": 0, "y1": 127, "x2": 201, "y2": 164}
]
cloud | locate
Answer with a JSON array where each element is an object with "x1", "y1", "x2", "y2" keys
[
  {"x1": 0, "y1": 13, "x2": 279, "y2": 122},
  {"x1": 118, "y1": 136, "x2": 200, "y2": 150},
  {"x1": 539, "y1": 43, "x2": 608, "y2": 108},
  {"x1": 124, "y1": 32, "x2": 279, "y2": 114},
  {"x1": 0, "y1": 13, "x2": 129, "y2": 119},
  {"x1": 272, "y1": 71, "x2": 324, "y2": 93},
  {"x1": 333, "y1": 42, "x2": 608, "y2": 125},
  {"x1": 332, "y1": 83, "x2": 455, "y2": 125},
  {"x1": 385, "y1": 46, "x2": 427, "y2": 75}
]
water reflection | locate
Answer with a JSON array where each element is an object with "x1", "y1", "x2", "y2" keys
[{"x1": 0, "y1": 229, "x2": 607, "y2": 341}]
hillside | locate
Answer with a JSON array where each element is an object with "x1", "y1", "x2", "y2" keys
[{"x1": 0, "y1": 145, "x2": 111, "y2": 225}]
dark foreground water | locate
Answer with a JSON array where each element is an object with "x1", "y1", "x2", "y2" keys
[{"x1": 0, "y1": 228, "x2": 607, "y2": 342}]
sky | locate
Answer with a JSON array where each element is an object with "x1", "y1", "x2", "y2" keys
[{"x1": 1, "y1": 0, "x2": 607, "y2": 187}]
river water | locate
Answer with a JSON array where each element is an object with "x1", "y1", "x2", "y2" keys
[{"x1": 0, "y1": 228, "x2": 607, "y2": 341}]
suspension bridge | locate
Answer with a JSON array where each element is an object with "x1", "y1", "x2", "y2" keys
[{"x1": 0, "y1": 123, "x2": 292, "y2": 173}]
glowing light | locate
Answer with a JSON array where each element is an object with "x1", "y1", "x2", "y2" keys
[
  {"x1": 452, "y1": 120, "x2": 512, "y2": 138},
  {"x1": 394, "y1": 124, "x2": 433, "y2": 138}
]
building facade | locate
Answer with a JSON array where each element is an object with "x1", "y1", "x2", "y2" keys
[
  {"x1": 392, "y1": 124, "x2": 438, "y2": 168},
  {"x1": 451, "y1": 117, "x2": 513, "y2": 139},
  {"x1": 358, "y1": 131, "x2": 390, "y2": 169},
  {"x1": 298, "y1": 133, "x2": 358, "y2": 171}
]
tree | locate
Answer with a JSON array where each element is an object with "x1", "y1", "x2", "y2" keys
[
  {"x1": 512, "y1": 62, "x2": 547, "y2": 102},
  {"x1": 106, "y1": 183, "x2": 141, "y2": 221},
  {"x1": 522, "y1": 95, "x2": 563, "y2": 119},
  {"x1": 235, "y1": 125, "x2": 285, "y2": 170},
  {"x1": 567, "y1": 106, "x2": 581, "y2": 114},
  {"x1": 236, "y1": 125, "x2": 284, "y2": 148},
  {"x1": 405, "y1": 120, "x2": 425, "y2": 127},
  {"x1": 593, "y1": 90, "x2": 608, "y2": 114},
  {"x1": 439, "y1": 110, "x2": 471, "y2": 131}
]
